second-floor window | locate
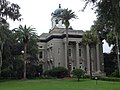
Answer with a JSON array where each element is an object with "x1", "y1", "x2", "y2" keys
[
  {"x1": 79, "y1": 49, "x2": 81, "y2": 56},
  {"x1": 69, "y1": 49, "x2": 72, "y2": 56},
  {"x1": 39, "y1": 51, "x2": 43, "y2": 59}
]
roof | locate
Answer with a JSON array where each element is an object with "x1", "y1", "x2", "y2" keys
[{"x1": 39, "y1": 33, "x2": 49, "y2": 38}]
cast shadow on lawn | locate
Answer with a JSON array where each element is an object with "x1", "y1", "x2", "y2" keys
[
  {"x1": 72, "y1": 79, "x2": 89, "y2": 82},
  {"x1": 63, "y1": 78, "x2": 89, "y2": 82}
]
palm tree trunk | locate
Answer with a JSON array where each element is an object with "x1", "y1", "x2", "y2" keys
[
  {"x1": 66, "y1": 28, "x2": 70, "y2": 70},
  {"x1": 89, "y1": 45, "x2": 92, "y2": 79},
  {"x1": 23, "y1": 43, "x2": 27, "y2": 80},
  {"x1": 66, "y1": 28, "x2": 70, "y2": 77}
]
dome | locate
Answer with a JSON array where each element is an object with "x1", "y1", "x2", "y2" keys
[{"x1": 52, "y1": 4, "x2": 63, "y2": 17}]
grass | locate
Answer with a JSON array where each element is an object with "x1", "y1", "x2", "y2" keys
[{"x1": 0, "y1": 79, "x2": 120, "y2": 90}]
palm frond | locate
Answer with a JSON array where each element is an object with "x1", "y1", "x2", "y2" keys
[
  {"x1": 60, "y1": 8, "x2": 77, "y2": 28},
  {"x1": 13, "y1": 25, "x2": 37, "y2": 43},
  {"x1": 82, "y1": 30, "x2": 99, "y2": 46}
]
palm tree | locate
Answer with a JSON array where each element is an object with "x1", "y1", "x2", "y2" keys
[
  {"x1": 14, "y1": 25, "x2": 36, "y2": 80},
  {"x1": 60, "y1": 8, "x2": 76, "y2": 71},
  {"x1": 82, "y1": 31, "x2": 99, "y2": 79}
]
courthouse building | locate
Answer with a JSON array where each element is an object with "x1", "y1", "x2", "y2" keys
[{"x1": 37, "y1": 5, "x2": 104, "y2": 76}]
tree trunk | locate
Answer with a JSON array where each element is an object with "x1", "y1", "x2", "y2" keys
[
  {"x1": 0, "y1": 50, "x2": 2, "y2": 77},
  {"x1": 116, "y1": 34, "x2": 120, "y2": 77},
  {"x1": 89, "y1": 45, "x2": 92, "y2": 79},
  {"x1": 23, "y1": 43, "x2": 27, "y2": 80},
  {"x1": 78, "y1": 77, "x2": 80, "y2": 81},
  {"x1": 0, "y1": 42, "x2": 4, "y2": 77},
  {"x1": 65, "y1": 27, "x2": 71, "y2": 77},
  {"x1": 66, "y1": 28, "x2": 69, "y2": 70},
  {"x1": 112, "y1": 0, "x2": 120, "y2": 77}
]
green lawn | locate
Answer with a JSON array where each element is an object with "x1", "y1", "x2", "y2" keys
[{"x1": 0, "y1": 79, "x2": 120, "y2": 90}]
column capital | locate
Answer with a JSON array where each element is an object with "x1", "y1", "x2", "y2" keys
[{"x1": 76, "y1": 41, "x2": 80, "y2": 44}]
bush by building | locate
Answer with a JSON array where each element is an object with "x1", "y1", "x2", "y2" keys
[
  {"x1": 72, "y1": 69, "x2": 85, "y2": 81},
  {"x1": 44, "y1": 67, "x2": 68, "y2": 78}
]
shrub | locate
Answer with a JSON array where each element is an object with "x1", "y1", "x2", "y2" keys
[
  {"x1": 44, "y1": 67, "x2": 68, "y2": 78},
  {"x1": 83, "y1": 75, "x2": 90, "y2": 79},
  {"x1": 100, "y1": 77, "x2": 120, "y2": 82},
  {"x1": 44, "y1": 69, "x2": 52, "y2": 77},
  {"x1": 111, "y1": 69, "x2": 119, "y2": 77},
  {"x1": 72, "y1": 69, "x2": 85, "y2": 81}
]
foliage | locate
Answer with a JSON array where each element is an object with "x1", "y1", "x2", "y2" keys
[
  {"x1": 83, "y1": 0, "x2": 97, "y2": 3},
  {"x1": 0, "y1": 0, "x2": 21, "y2": 77},
  {"x1": 0, "y1": 25, "x2": 39, "y2": 79},
  {"x1": 26, "y1": 64, "x2": 43, "y2": 78},
  {"x1": 44, "y1": 67, "x2": 68, "y2": 78},
  {"x1": 0, "y1": 0, "x2": 21, "y2": 22},
  {"x1": 82, "y1": 30, "x2": 99, "y2": 46},
  {"x1": 12, "y1": 25, "x2": 38, "y2": 79},
  {"x1": 89, "y1": 0, "x2": 120, "y2": 41},
  {"x1": 11, "y1": 55, "x2": 23, "y2": 79},
  {"x1": 100, "y1": 77, "x2": 120, "y2": 82},
  {"x1": 1, "y1": 58, "x2": 23, "y2": 79},
  {"x1": 104, "y1": 53, "x2": 117, "y2": 76},
  {"x1": 72, "y1": 69, "x2": 85, "y2": 81},
  {"x1": 106, "y1": 31, "x2": 116, "y2": 46},
  {"x1": 14, "y1": 25, "x2": 36, "y2": 43},
  {"x1": 111, "y1": 69, "x2": 119, "y2": 77},
  {"x1": 60, "y1": 8, "x2": 77, "y2": 28},
  {"x1": 82, "y1": 30, "x2": 99, "y2": 79}
]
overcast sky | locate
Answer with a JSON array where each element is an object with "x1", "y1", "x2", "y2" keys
[{"x1": 8, "y1": 0, "x2": 111, "y2": 53}]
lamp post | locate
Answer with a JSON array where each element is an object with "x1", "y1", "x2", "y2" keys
[
  {"x1": 21, "y1": 50, "x2": 24, "y2": 54},
  {"x1": 95, "y1": 76, "x2": 98, "y2": 85}
]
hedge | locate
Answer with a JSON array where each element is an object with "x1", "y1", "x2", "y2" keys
[{"x1": 100, "y1": 77, "x2": 120, "y2": 82}]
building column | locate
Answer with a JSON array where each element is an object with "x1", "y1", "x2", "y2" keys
[
  {"x1": 64, "y1": 42, "x2": 68, "y2": 69},
  {"x1": 96, "y1": 44, "x2": 101, "y2": 72},
  {"x1": 71, "y1": 61, "x2": 73, "y2": 71},
  {"x1": 100, "y1": 42, "x2": 104, "y2": 72},
  {"x1": 86, "y1": 45, "x2": 90, "y2": 74},
  {"x1": 76, "y1": 42, "x2": 79, "y2": 68}
]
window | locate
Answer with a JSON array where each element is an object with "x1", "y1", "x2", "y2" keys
[
  {"x1": 55, "y1": 19, "x2": 58, "y2": 24},
  {"x1": 39, "y1": 51, "x2": 43, "y2": 59},
  {"x1": 79, "y1": 63, "x2": 82, "y2": 69},
  {"x1": 79, "y1": 66, "x2": 81, "y2": 69},
  {"x1": 68, "y1": 49, "x2": 71, "y2": 56},
  {"x1": 40, "y1": 46, "x2": 43, "y2": 48},
  {"x1": 58, "y1": 48, "x2": 60, "y2": 54},
  {"x1": 73, "y1": 67, "x2": 75, "y2": 70},
  {"x1": 79, "y1": 49, "x2": 81, "y2": 56}
]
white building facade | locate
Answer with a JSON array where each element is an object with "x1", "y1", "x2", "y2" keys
[{"x1": 37, "y1": 5, "x2": 105, "y2": 76}]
